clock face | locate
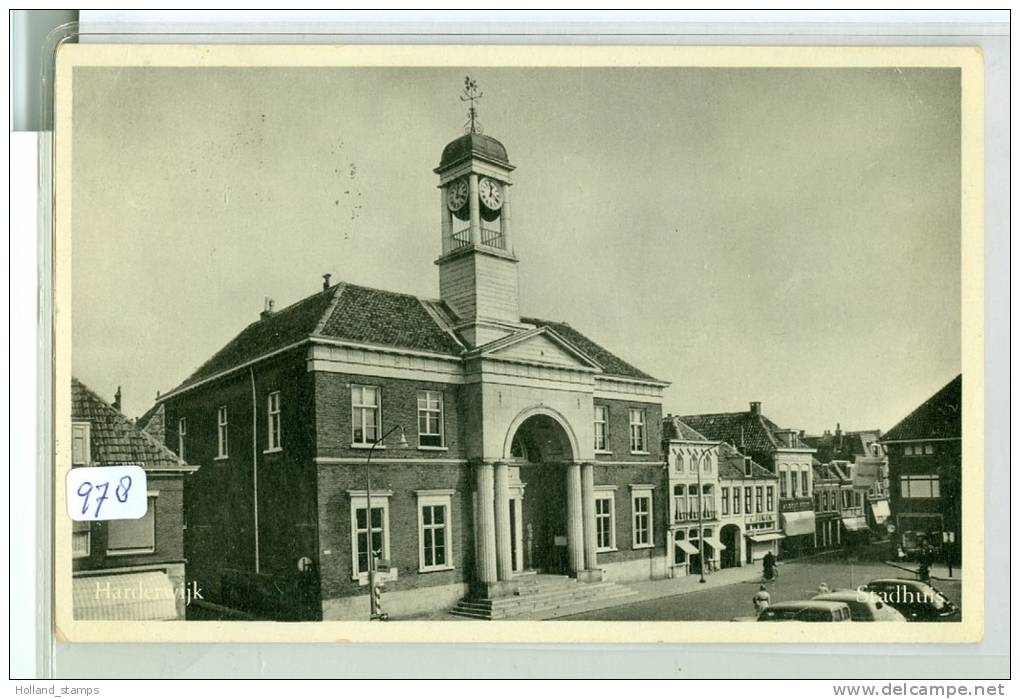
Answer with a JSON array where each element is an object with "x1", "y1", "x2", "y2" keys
[
  {"x1": 478, "y1": 177, "x2": 503, "y2": 211},
  {"x1": 446, "y1": 179, "x2": 468, "y2": 212}
]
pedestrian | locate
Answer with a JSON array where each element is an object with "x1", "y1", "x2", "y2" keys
[
  {"x1": 753, "y1": 584, "x2": 771, "y2": 616},
  {"x1": 762, "y1": 550, "x2": 777, "y2": 581},
  {"x1": 817, "y1": 582, "x2": 830, "y2": 594}
]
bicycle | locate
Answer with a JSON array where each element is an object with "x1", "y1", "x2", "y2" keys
[{"x1": 761, "y1": 564, "x2": 780, "y2": 583}]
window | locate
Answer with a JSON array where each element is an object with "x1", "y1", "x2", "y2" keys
[
  {"x1": 216, "y1": 406, "x2": 229, "y2": 458},
  {"x1": 593, "y1": 405, "x2": 609, "y2": 452},
  {"x1": 733, "y1": 487, "x2": 741, "y2": 514},
  {"x1": 801, "y1": 470, "x2": 809, "y2": 497},
  {"x1": 72, "y1": 520, "x2": 90, "y2": 558},
  {"x1": 349, "y1": 492, "x2": 391, "y2": 580},
  {"x1": 417, "y1": 391, "x2": 445, "y2": 448},
  {"x1": 744, "y1": 487, "x2": 752, "y2": 514},
  {"x1": 629, "y1": 409, "x2": 647, "y2": 452},
  {"x1": 901, "y1": 475, "x2": 940, "y2": 499},
  {"x1": 267, "y1": 392, "x2": 282, "y2": 451},
  {"x1": 790, "y1": 469, "x2": 799, "y2": 498},
  {"x1": 823, "y1": 491, "x2": 829, "y2": 511},
  {"x1": 631, "y1": 488, "x2": 653, "y2": 547},
  {"x1": 780, "y1": 469, "x2": 788, "y2": 498},
  {"x1": 766, "y1": 486, "x2": 774, "y2": 511},
  {"x1": 416, "y1": 490, "x2": 453, "y2": 571},
  {"x1": 71, "y1": 422, "x2": 91, "y2": 465},
  {"x1": 352, "y1": 385, "x2": 381, "y2": 445},
  {"x1": 595, "y1": 493, "x2": 616, "y2": 551},
  {"x1": 107, "y1": 495, "x2": 157, "y2": 555},
  {"x1": 721, "y1": 487, "x2": 730, "y2": 515},
  {"x1": 923, "y1": 444, "x2": 934, "y2": 455},
  {"x1": 755, "y1": 486, "x2": 763, "y2": 514},
  {"x1": 177, "y1": 417, "x2": 186, "y2": 461}
]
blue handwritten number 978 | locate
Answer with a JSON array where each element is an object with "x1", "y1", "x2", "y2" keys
[{"x1": 77, "y1": 476, "x2": 131, "y2": 518}]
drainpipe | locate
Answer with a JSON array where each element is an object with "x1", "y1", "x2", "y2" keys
[{"x1": 250, "y1": 366, "x2": 260, "y2": 573}]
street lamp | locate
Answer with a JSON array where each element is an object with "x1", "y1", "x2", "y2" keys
[
  {"x1": 365, "y1": 424, "x2": 408, "y2": 620},
  {"x1": 695, "y1": 440, "x2": 726, "y2": 584}
]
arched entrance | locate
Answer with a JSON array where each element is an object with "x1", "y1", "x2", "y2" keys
[
  {"x1": 720, "y1": 524, "x2": 741, "y2": 569},
  {"x1": 506, "y1": 412, "x2": 575, "y2": 574}
]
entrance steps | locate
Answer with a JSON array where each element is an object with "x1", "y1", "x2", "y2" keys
[{"x1": 450, "y1": 573, "x2": 636, "y2": 620}]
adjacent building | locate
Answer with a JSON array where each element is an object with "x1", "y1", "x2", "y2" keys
[
  {"x1": 663, "y1": 417, "x2": 781, "y2": 573},
  {"x1": 881, "y1": 375, "x2": 962, "y2": 564},
  {"x1": 71, "y1": 378, "x2": 198, "y2": 620},
  {"x1": 680, "y1": 402, "x2": 816, "y2": 557},
  {"x1": 155, "y1": 123, "x2": 671, "y2": 620},
  {"x1": 803, "y1": 426, "x2": 891, "y2": 536}
]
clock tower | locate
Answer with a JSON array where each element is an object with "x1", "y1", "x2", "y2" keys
[{"x1": 434, "y1": 78, "x2": 522, "y2": 348}]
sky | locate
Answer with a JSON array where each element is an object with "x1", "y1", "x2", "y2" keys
[{"x1": 71, "y1": 65, "x2": 961, "y2": 433}]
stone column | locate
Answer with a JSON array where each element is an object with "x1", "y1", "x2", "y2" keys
[
  {"x1": 440, "y1": 185, "x2": 452, "y2": 252},
  {"x1": 565, "y1": 462, "x2": 585, "y2": 575},
  {"x1": 581, "y1": 462, "x2": 598, "y2": 571},
  {"x1": 499, "y1": 183, "x2": 513, "y2": 253},
  {"x1": 494, "y1": 462, "x2": 513, "y2": 581},
  {"x1": 475, "y1": 462, "x2": 498, "y2": 585},
  {"x1": 468, "y1": 173, "x2": 481, "y2": 245}
]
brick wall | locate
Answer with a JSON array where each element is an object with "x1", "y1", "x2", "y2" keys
[
  {"x1": 592, "y1": 461, "x2": 668, "y2": 566},
  {"x1": 72, "y1": 472, "x2": 185, "y2": 573},
  {"x1": 592, "y1": 398, "x2": 663, "y2": 462},
  {"x1": 316, "y1": 461, "x2": 473, "y2": 600},
  {"x1": 164, "y1": 347, "x2": 319, "y2": 609},
  {"x1": 313, "y1": 372, "x2": 466, "y2": 460}
]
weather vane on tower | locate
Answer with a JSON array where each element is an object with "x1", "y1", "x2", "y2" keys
[{"x1": 461, "y1": 75, "x2": 483, "y2": 135}]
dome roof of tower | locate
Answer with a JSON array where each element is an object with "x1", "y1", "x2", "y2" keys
[{"x1": 438, "y1": 133, "x2": 511, "y2": 170}]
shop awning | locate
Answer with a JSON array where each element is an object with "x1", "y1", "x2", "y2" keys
[
  {"x1": 781, "y1": 510, "x2": 816, "y2": 537},
  {"x1": 746, "y1": 532, "x2": 786, "y2": 543},
  {"x1": 842, "y1": 516, "x2": 868, "y2": 532},
  {"x1": 870, "y1": 499, "x2": 891, "y2": 524},
  {"x1": 703, "y1": 535, "x2": 726, "y2": 551},
  {"x1": 675, "y1": 539, "x2": 699, "y2": 555},
  {"x1": 73, "y1": 571, "x2": 178, "y2": 621}
]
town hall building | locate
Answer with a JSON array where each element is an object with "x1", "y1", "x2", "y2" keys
[{"x1": 155, "y1": 108, "x2": 670, "y2": 620}]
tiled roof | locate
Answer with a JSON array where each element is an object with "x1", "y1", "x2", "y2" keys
[
  {"x1": 524, "y1": 317, "x2": 658, "y2": 382},
  {"x1": 802, "y1": 429, "x2": 880, "y2": 462},
  {"x1": 136, "y1": 403, "x2": 166, "y2": 445},
  {"x1": 679, "y1": 409, "x2": 813, "y2": 454},
  {"x1": 716, "y1": 443, "x2": 775, "y2": 481},
  {"x1": 177, "y1": 286, "x2": 341, "y2": 391},
  {"x1": 883, "y1": 375, "x2": 962, "y2": 441},
  {"x1": 167, "y1": 280, "x2": 660, "y2": 395},
  {"x1": 662, "y1": 416, "x2": 709, "y2": 441},
  {"x1": 319, "y1": 284, "x2": 465, "y2": 356},
  {"x1": 72, "y1": 378, "x2": 192, "y2": 471}
]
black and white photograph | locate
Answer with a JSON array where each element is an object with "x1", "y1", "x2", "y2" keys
[{"x1": 52, "y1": 44, "x2": 983, "y2": 644}]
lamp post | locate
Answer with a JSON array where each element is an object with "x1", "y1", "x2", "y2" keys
[
  {"x1": 366, "y1": 424, "x2": 408, "y2": 620},
  {"x1": 695, "y1": 441, "x2": 726, "y2": 583}
]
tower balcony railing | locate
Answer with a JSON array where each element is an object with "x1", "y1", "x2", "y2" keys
[
  {"x1": 443, "y1": 227, "x2": 506, "y2": 254},
  {"x1": 480, "y1": 228, "x2": 505, "y2": 250}
]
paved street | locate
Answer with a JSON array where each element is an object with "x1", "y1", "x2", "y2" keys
[{"x1": 562, "y1": 557, "x2": 963, "y2": 621}]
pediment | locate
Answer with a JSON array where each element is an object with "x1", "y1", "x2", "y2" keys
[{"x1": 475, "y1": 327, "x2": 602, "y2": 372}]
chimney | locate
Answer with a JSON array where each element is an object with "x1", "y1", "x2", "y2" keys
[
  {"x1": 749, "y1": 401, "x2": 761, "y2": 415},
  {"x1": 322, "y1": 273, "x2": 332, "y2": 291},
  {"x1": 113, "y1": 386, "x2": 122, "y2": 412},
  {"x1": 799, "y1": 429, "x2": 805, "y2": 439},
  {"x1": 261, "y1": 297, "x2": 275, "y2": 320}
]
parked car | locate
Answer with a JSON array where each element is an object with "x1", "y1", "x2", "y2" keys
[
  {"x1": 813, "y1": 591, "x2": 907, "y2": 622},
  {"x1": 756, "y1": 600, "x2": 852, "y2": 622},
  {"x1": 860, "y1": 578, "x2": 960, "y2": 622}
]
